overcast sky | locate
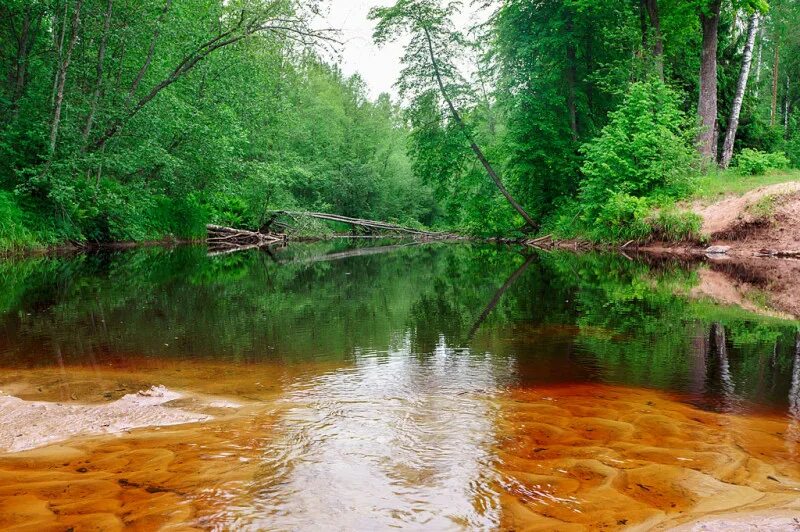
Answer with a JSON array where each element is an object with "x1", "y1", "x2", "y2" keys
[{"x1": 324, "y1": 0, "x2": 483, "y2": 99}]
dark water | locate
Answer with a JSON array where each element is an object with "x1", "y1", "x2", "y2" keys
[{"x1": 0, "y1": 241, "x2": 797, "y2": 415}]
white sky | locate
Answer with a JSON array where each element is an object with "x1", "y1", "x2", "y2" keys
[{"x1": 324, "y1": 0, "x2": 483, "y2": 99}]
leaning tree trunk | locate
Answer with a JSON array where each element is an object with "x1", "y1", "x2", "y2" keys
[
  {"x1": 721, "y1": 13, "x2": 759, "y2": 169},
  {"x1": 421, "y1": 26, "x2": 537, "y2": 229},
  {"x1": 82, "y1": 0, "x2": 113, "y2": 147},
  {"x1": 697, "y1": 0, "x2": 722, "y2": 164}
]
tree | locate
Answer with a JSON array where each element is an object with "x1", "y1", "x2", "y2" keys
[
  {"x1": 720, "y1": 11, "x2": 760, "y2": 168},
  {"x1": 697, "y1": 0, "x2": 722, "y2": 163},
  {"x1": 88, "y1": 0, "x2": 337, "y2": 153},
  {"x1": 642, "y1": 0, "x2": 665, "y2": 80},
  {"x1": 50, "y1": 0, "x2": 84, "y2": 155},
  {"x1": 370, "y1": 0, "x2": 537, "y2": 228}
]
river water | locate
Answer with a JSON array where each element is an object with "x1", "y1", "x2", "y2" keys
[{"x1": 0, "y1": 242, "x2": 798, "y2": 530}]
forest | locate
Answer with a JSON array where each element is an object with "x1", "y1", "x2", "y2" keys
[{"x1": 1, "y1": 0, "x2": 799, "y2": 250}]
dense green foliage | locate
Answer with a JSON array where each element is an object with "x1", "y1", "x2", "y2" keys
[
  {"x1": 1, "y1": 243, "x2": 797, "y2": 409},
  {"x1": 734, "y1": 148, "x2": 791, "y2": 174},
  {"x1": 371, "y1": 0, "x2": 800, "y2": 239},
  {"x1": 0, "y1": 0, "x2": 434, "y2": 251},
  {"x1": 2, "y1": 0, "x2": 800, "y2": 248}
]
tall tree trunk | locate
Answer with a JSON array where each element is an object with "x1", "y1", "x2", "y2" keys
[
  {"x1": 720, "y1": 13, "x2": 759, "y2": 168},
  {"x1": 421, "y1": 26, "x2": 537, "y2": 228},
  {"x1": 49, "y1": 0, "x2": 84, "y2": 155},
  {"x1": 8, "y1": 6, "x2": 41, "y2": 118},
  {"x1": 645, "y1": 0, "x2": 664, "y2": 80},
  {"x1": 784, "y1": 74, "x2": 790, "y2": 132},
  {"x1": 565, "y1": 16, "x2": 579, "y2": 141},
  {"x1": 82, "y1": 0, "x2": 113, "y2": 147},
  {"x1": 50, "y1": 0, "x2": 69, "y2": 108},
  {"x1": 771, "y1": 39, "x2": 779, "y2": 126},
  {"x1": 697, "y1": 0, "x2": 722, "y2": 163},
  {"x1": 639, "y1": 0, "x2": 648, "y2": 51}
]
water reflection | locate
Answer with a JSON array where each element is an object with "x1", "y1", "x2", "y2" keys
[
  {"x1": 0, "y1": 242, "x2": 798, "y2": 415},
  {"x1": 229, "y1": 339, "x2": 509, "y2": 530},
  {"x1": 1, "y1": 242, "x2": 800, "y2": 529}
]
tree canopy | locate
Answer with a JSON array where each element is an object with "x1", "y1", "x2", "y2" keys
[{"x1": 0, "y1": 0, "x2": 798, "y2": 249}]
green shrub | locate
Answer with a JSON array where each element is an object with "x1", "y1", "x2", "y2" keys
[
  {"x1": 579, "y1": 80, "x2": 698, "y2": 209},
  {"x1": 589, "y1": 192, "x2": 653, "y2": 242},
  {"x1": 734, "y1": 149, "x2": 790, "y2": 175}
]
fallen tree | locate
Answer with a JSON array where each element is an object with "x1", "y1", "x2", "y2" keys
[
  {"x1": 206, "y1": 224, "x2": 286, "y2": 256},
  {"x1": 273, "y1": 211, "x2": 461, "y2": 239}
]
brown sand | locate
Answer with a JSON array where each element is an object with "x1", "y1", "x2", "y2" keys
[{"x1": 2, "y1": 364, "x2": 800, "y2": 529}]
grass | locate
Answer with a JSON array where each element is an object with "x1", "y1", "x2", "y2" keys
[
  {"x1": 746, "y1": 195, "x2": 777, "y2": 219},
  {"x1": 693, "y1": 169, "x2": 800, "y2": 201}
]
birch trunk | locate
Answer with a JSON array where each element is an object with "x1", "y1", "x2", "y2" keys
[
  {"x1": 784, "y1": 74, "x2": 790, "y2": 132},
  {"x1": 50, "y1": 0, "x2": 69, "y2": 107},
  {"x1": 720, "y1": 13, "x2": 759, "y2": 169},
  {"x1": 771, "y1": 40, "x2": 779, "y2": 126}
]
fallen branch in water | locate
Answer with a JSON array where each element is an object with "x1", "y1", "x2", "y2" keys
[
  {"x1": 273, "y1": 211, "x2": 462, "y2": 240},
  {"x1": 206, "y1": 224, "x2": 286, "y2": 255}
]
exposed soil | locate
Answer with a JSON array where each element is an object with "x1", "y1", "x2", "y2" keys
[
  {"x1": 635, "y1": 183, "x2": 800, "y2": 319},
  {"x1": 695, "y1": 182, "x2": 800, "y2": 238}
]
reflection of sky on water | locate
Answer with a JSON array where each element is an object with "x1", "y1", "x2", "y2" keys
[{"x1": 241, "y1": 336, "x2": 508, "y2": 530}]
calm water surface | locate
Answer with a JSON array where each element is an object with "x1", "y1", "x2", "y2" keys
[{"x1": 0, "y1": 242, "x2": 798, "y2": 530}]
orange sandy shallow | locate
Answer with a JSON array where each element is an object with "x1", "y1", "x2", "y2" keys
[
  {"x1": 1, "y1": 361, "x2": 799, "y2": 530},
  {"x1": 494, "y1": 385, "x2": 800, "y2": 530}
]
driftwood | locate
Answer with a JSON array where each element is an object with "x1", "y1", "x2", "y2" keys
[
  {"x1": 274, "y1": 211, "x2": 460, "y2": 239},
  {"x1": 206, "y1": 224, "x2": 286, "y2": 256}
]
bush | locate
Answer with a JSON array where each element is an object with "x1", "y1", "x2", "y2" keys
[
  {"x1": 734, "y1": 148, "x2": 790, "y2": 175},
  {"x1": 579, "y1": 80, "x2": 697, "y2": 209},
  {"x1": 590, "y1": 192, "x2": 653, "y2": 241},
  {"x1": 575, "y1": 79, "x2": 698, "y2": 240}
]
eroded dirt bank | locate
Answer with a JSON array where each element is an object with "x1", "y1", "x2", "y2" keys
[{"x1": 638, "y1": 183, "x2": 800, "y2": 318}]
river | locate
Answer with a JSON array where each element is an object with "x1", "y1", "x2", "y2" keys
[{"x1": 0, "y1": 242, "x2": 798, "y2": 530}]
